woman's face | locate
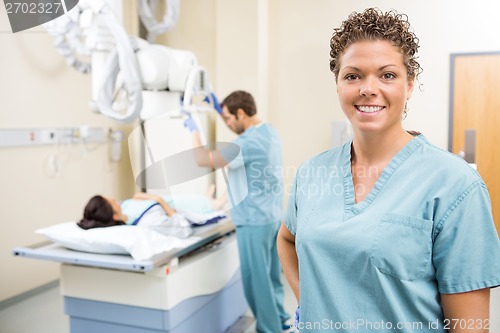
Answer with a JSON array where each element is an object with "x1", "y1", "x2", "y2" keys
[
  {"x1": 103, "y1": 196, "x2": 124, "y2": 221},
  {"x1": 336, "y1": 40, "x2": 414, "y2": 136}
]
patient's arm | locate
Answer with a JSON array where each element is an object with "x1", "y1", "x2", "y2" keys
[{"x1": 132, "y1": 192, "x2": 176, "y2": 216}]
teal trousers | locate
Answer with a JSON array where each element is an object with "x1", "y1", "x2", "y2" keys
[{"x1": 236, "y1": 223, "x2": 290, "y2": 333}]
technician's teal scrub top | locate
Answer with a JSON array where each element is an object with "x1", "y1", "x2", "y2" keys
[
  {"x1": 285, "y1": 134, "x2": 500, "y2": 333},
  {"x1": 222, "y1": 123, "x2": 283, "y2": 226}
]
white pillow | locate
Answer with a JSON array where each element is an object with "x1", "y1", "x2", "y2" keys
[{"x1": 36, "y1": 222, "x2": 199, "y2": 261}]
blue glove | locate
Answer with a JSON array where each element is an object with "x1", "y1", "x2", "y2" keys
[
  {"x1": 183, "y1": 113, "x2": 199, "y2": 132},
  {"x1": 204, "y1": 92, "x2": 223, "y2": 115},
  {"x1": 295, "y1": 305, "x2": 300, "y2": 330}
]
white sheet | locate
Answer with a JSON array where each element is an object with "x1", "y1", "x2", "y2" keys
[{"x1": 36, "y1": 222, "x2": 200, "y2": 261}]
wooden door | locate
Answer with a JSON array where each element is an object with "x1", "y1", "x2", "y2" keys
[{"x1": 450, "y1": 53, "x2": 500, "y2": 235}]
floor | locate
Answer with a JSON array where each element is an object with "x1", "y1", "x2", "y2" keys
[
  {"x1": 1, "y1": 277, "x2": 499, "y2": 333},
  {"x1": 0, "y1": 283, "x2": 68, "y2": 333},
  {"x1": 0, "y1": 274, "x2": 298, "y2": 333}
]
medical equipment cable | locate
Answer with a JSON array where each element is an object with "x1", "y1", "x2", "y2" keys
[
  {"x1": 220, "y1": 166, "x2": 236, "y2": 208},
  {"x1": 43, "y1": 132, "x2": 73, "y2": 178},
  {"x1": 95, "y1": 5, "x2": 143, "y2": 123},
  {"x1": 44, "y1": 2, "x2": 143, "y2": 122},
  {"x1": 137, "y1": 0, "x2": 180, "y2": 42},
  {"x1": 43, "y1": 6, "x2": 92, "y2": 74}
]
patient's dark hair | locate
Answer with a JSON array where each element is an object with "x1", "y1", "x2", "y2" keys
[{"x1": 78, "y1": 195, "x2": 125, "y2": 230}]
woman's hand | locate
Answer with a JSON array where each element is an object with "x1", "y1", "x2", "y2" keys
[
  {"x1": 133, "y1": 192, "x2": 176, "y2": 216},
  {"x1": 133, "y1": 192, "x2": 160, "y2": 202}
]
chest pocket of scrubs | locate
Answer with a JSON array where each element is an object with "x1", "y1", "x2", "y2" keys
[{"x1": 370, "y1": 213, "x2": 433, "y2": 281}]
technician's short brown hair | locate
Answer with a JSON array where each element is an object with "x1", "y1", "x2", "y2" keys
[{"x1": 221, "y1": 90, "x2": 257, "y2": 117}]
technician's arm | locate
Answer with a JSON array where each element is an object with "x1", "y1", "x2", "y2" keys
[
  {"x1": 184, "y1": 112, "x2": 228, "y2": 168},
  {"x1": 277, "y1": 221, "x2": 300, "y2": 302},
  {"x1": 190, "y1": 131, "x2": 228, "y2": 169},
  {"x1": 440, "y1": 288, "x2": 490, "y2": 333}
]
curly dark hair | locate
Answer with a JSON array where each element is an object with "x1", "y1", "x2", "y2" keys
[{"x1": 329, "y1": 8, "x2": 422, "y2": 81}]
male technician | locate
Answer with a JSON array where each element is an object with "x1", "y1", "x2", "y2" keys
[{"x1": 184, "y1": 90, "x2": 291, "y2": 333}]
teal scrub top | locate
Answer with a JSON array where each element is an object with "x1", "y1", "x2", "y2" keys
[
  {"x1": 284, "y1": 134, "x2": 500, "y2": 333},
  {"x1": 222, "y1": 123, "x2": 283, "y2": 226}
]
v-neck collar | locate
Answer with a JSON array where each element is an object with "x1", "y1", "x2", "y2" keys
[{"x1": 343, "y1": 134, "x2": 425, "y2": 219}]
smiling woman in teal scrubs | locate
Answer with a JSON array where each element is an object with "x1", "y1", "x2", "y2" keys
[{"x1": 277, "y1": 8, "x2": 500, "y2": 333}]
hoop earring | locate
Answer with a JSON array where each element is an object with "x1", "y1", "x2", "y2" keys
[{"x1": 402, "y1": 102, "x2": 408, "y2": 120}]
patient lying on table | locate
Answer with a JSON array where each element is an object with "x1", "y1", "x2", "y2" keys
[{"x1": 78, "y1": 192, "x2": 225, "y2": 238}]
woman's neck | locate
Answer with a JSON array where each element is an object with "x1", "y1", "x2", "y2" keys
[{"x1": 351, "y1": 129, "x2": 414, "y2": 167}]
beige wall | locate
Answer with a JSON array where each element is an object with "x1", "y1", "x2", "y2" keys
[
  {"x1": 268, "y1": 0, "x2": 500, "y2": 187},
  {"x1": 166, "y1": 0, "x2": 500, "y2": 193},
  {"x1": 153, "y1": 2, "x2": 500, "y2": 325},
  {"x1": 159, "y1": 0, "x2": 271, "y2": 139},
  {"x1": 0, "y1": 8, "x2": 136, "y2": 301},
  {"x1": 3, "y1": 0, "x2": 500, "y2": 303}
]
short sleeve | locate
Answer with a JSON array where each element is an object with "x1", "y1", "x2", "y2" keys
[
  {"x1": 220, "y1": 137, "x2": 245, "y2": 170},
  {"x1": 433, "y1": 181, "x2": 500, "y2": 294},
  {"x1": 284, "y1": 169, "x2": 300, "y2": 235}
]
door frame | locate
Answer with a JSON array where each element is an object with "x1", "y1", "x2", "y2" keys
[{"x1": 448, "y1": 51, "x2": 500, "y2": 151}]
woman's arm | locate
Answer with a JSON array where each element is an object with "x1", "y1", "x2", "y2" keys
[
  {"x1": 277, "y1": 221, "x2": 300, "y2": 302},
  {"x1": 440, "y1": 288, "x2": 490, "y2": 333},
  {"x1": 132, "y1": 192, "x2": 176, "y2": 216}
]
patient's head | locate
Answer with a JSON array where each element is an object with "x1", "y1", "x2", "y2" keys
[{"x1": 78, "y1": 195, "x2": 126, "y2": 229}]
